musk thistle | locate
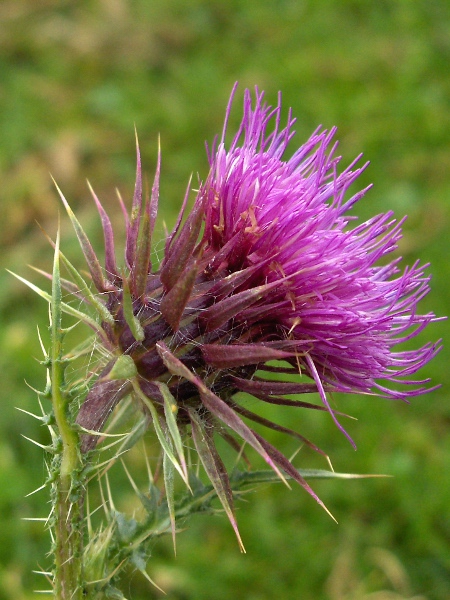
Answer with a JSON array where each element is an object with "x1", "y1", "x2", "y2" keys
[
  {"x1": 61, "y1": 85, "x2": 440, "y2": 516},
  {"x1": 16, "y1": 85, "x2": 441, "y2": 594}
]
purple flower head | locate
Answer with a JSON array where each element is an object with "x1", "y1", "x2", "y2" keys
[
  {"x1": 52, "y1": 86, "x2": 440, "y2": 535},
  {"x1": 199, "y1": 88, "x2": 440, "y2": 439}
]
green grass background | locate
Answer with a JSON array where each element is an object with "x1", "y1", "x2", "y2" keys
[{"x1": 0, "y1": 1, "x2": 449, "y2": 598}]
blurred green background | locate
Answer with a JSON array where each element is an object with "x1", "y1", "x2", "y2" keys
[{"x1": 0, "y1": 1, "x2": 449, "y2": 599}]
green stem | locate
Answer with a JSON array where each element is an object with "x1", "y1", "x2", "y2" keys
[{"x1": 51, "y1": 230, "x2": 84, "y2": 600}]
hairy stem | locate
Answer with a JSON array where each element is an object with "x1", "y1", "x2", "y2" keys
[{"x1": 51, "y1": 230, "x2": 84, "y2": 599}]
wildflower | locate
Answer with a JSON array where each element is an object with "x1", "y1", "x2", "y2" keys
[{"x1": 54, "y1": 86, "x2": 440, "y2": 535}]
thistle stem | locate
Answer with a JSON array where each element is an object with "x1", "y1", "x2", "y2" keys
[
  {"x1": 52, "y1": 351, "x2": 83, "y2": 599},
  {"x1": 51, "y1": 230, "x2": 84, "y2": 600}
]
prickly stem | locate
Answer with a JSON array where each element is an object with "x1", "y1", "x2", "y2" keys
[{"x1": 51, "y1": 228, "x2": 84, "y2": 600}]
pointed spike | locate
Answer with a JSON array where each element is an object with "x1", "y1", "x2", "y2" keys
[
  {"x1": 54, "y1": 245, "x2": 115, "y2": 325},
  {"x1": 237, "y1": 299, "x2": 291, "y2": 323},
  {"x1": 139, "y1": 568, "x2": 166, "y2": 594},
  {"x1": 121, "y1": 458, "x2": 142, "y2": 496},
  {"x1": 25, "y1": 482, "x2": 48, "y2": 497},
  {"x1": 165, "y1": 174, "x2": 192, "y2": 256},
  {"x1": 52, "y1": 177, "x2": 107, "y2": 292},
  {"x1": 143, "y1": 444, "x2": 155, "y2": 485},
  {"x1": 202, "y1": 343, "x2": 293, "y2": 369},
  {"x1": 160, "y1": 262, "x2": 198, "y2": 331},
  {"x1": 305, "y1": 354, "x2": 356, "y2": 449},
  {"x1": 231, "y1": 376, "x2": 324, "y2": 397},
  {"x1": 156, "y1": 342, "x2": 288, "y2": 485},
  {"x1": 156, "y1": 341, "x2": 199, "y2": 383},
  {"x1": 149, "y1": 136, "x2": 161, "y2": 238},
  {"x1": 87, "y1": 180, "x2": 119, "y2": 279},
  {"x1": 189, "y1": 409, "x2": 245, "y2": 552},
  {"x1": 36, "y1": 325, "x2": 48, "y2": 358},
  {"x1": 76, "y1": 374, "x2": 132, "y2": 453},
  {"x1": 132, "y1": 381, "x2": 191, "y2": 487},
  {"x1": 104, "y1": 471, "x2": 116, "y2": 513},
  {"x1": 126, "y1": 131, "x2": 143, "y2": 269},
  {"x1": 122, "y1": 274, "x2": 145, "y2": 341},
  {"x1": 252, "y1": 431, "x2": 337, "y2": 522},
  {"x1": 230, "y1": 401, "x2": 329, "y2": 458},
  {"x1": 77, "y1": 428, "x2": 130, "y2": 440},
  {"x1": 21, "y1": 435, "x2": 53, "y2": 451},
  {"x1": 326, "y1": 456, "x2": 335, "y2": 472},
  {"x1": 15, "y1": 407, "x2": 47, "y2": 422},
  {"x1": 116, "y1": 187, "x2": 129, "y2": 228},
  {"x1": 243, "y1": 392, "x2": 350, "y2": 416},
  {"x1": 30, "y1": 265, "x2": 81, "y2": 298},
  {"x1": 200, "y1": 280, "x2": 282, "y2": 333},
  {"x1": 23, "y1": 381, "x2": 47, "y2": 398},
  {"x1": 132, "y1": 195, "x2": 152, "y2": 298},
  {"x1": 86, "y1": 491, "x2": 93, "y2": 537},
  {"x1": 207, "y1": 263, "x2": 265, "y2": 299},
  {"x1": 199, "y1": 388, "x2": 288, "y2": 486},
  {"x1": 90, "y1": 449, "x2": 131, "y2": 475},
  {"x1": 156, "y1": 382, "x2": 190, "y2": 488},
  {"x1": 220, "y1": 430, "x2": 252, "y2": 468},
  {"x1": 298, "y1": 469, "x2": 389, "y2": 480},
  {"x1": 160, "y1": 196, "x2": 204, "y2": 291},
  {"x1": 8, "y1": 271, "x2": 103, "y2": 334},
  {"x1": 231, "y1": 376, "x2": 351, "y2": 416},
  {"x1": 163, "y1": 452, "x2": 177, "y2": 555},
  {"x1": 131, "y1": 138, "x2": 161, "y2": 297},
  {"x1": 38, "y1": 397, "x2": 49, "y2": 418}
]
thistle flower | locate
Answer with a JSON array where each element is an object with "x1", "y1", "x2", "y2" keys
[{"x1": 52, "y1": 86, "x2": 439, "y2": 537}]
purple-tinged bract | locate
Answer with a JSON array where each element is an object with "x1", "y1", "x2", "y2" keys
[{"x1": 56, "y1": 86, "x2": 440, "y2": 528}]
